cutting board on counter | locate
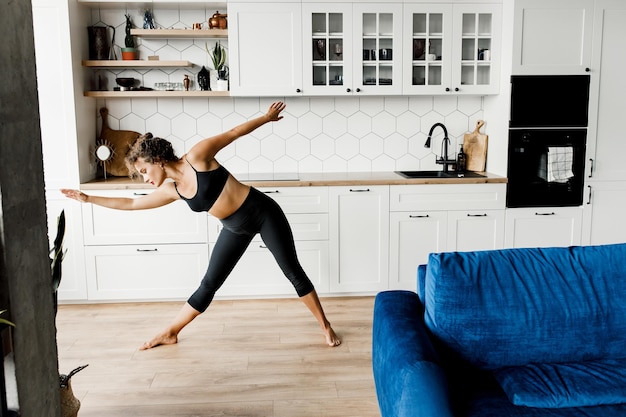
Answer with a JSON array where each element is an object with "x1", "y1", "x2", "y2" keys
[{"x1": 463, "y1": 120, "x2": 488, "y2": 172}]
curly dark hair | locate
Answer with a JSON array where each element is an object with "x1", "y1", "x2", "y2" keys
[{"x1": 125, "y1": 133, "x2": 180, "y2": 178}]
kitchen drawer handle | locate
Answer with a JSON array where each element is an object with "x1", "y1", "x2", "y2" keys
[
  {"x1": 409, "y1": 214, "x2": 429, "y2": 218},
  {"x1": 588, "y1": 158, "x2": 594, "y2": 178},
  {"x1": 467, "y1": 213, "x2": 487, "y2": 217},
  {"x1": 349, "y1": 188, "x2": 370, "y2": 192},
  {"x1": 259, "y1": 245, "x2": 268, "y2": 249},
  {"x1": 587, "y1": 185, "x2": 592, "y2": 205},
  {"x1": 136, "y1": 248, "x2": 158, "y2": 252},
  {"x1": 535, "y1": 212, "x2": 556, "y2": 216},
  {"x1": 133, "y1": 192, "x2": 149, "y2": 196},
  {"x1": 263, "y1": 190, "x2": 280, "y2": 194}
]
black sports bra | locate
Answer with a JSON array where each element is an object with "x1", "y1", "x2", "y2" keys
[{"x1": 175, "y1": 159, "x2": 229, "y2": 212}]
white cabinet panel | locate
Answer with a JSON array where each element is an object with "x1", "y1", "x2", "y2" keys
[
  {"x1": 390, "y1": 183, "x2": 506, "y2": 211},
  {"x1": 447, "y1": 209, "x2": 505, "y2": 252},
  {"x1": 85, "y1": 243, "x2": 209, "y2": 300},
  {"x1": 582, "y1": 182, "x2": 626, "y2": 245},
  {"x1": 389, "y1": 211, "x2": 447, "y2": 291},
  {"x1": 513, "y1": 0, "x2": 593, "y2": 74},
  {"x1": 505, "y1": 207, "x2": 583, "y2": 248},
  {"x1": 229, "y1": 2, "x2": 303, "y2": 96},
  {"x1": 216, "y1": 241, "x2": 330, "y2": 297},
  {"x1": 82, "y1": 190, "x2": 208, "y2": 245},
  {"x1": 330, "y1": 186, "x2": 389, "y2": 293}
]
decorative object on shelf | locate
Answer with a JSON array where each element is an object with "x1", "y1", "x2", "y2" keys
[
  {"x1": 143, "y1": 9, "x2": 155, "y2": 30},
  {"x1": 197, "y1": 66, "x2": 211, "y2": 91},
  {"x1": 87, "y1": 24, "x2": 116, "y2": 60},
  {"x1": 208, "y1": 11, "x2": 228, "y2": 29},
  {"x1": 94, "y1": 139, "x2": 115, "y2": 180},
  {"x1": 207, "y1": 41, "x2": 228, "y2": 91},
  {"x1": 315, "y1": 39, "x2": 325, "y2": 60},
  {"x1": 122, "y1": 14, "x2": 138, "y2": 60},
  {"x1": 115, "y1": 77, "x2": 136, "y2": 90},
  {"x1": 98, "y1": 107, "x2": 141, "y2": 176},
  {"x1": 183, "y1": 74, "x2": 190, "y2": 91}
]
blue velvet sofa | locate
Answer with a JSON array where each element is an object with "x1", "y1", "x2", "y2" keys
[{"x1": 373, "y1": 243, "x2": 626, "y2": 416}]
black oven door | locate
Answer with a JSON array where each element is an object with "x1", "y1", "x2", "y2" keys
[{"x1": 507, "y1": 129, "x2": 586, "y2": 208}]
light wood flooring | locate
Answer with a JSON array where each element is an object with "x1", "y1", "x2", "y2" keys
[{"x1": 56, "y1": 296, "x2": 380, "y2": 417}]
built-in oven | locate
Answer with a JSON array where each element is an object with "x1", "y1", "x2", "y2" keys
[{"x1": 506, "y1": 75, "x2": 590, "y2": 208}]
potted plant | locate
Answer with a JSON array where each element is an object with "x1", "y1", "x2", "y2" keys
[
  {"x1": 122, "y1": 14, "x2": 137, "y2": 60},
  {"x1": 206, "y1": 41, "x2": 228, "y2": 91}
]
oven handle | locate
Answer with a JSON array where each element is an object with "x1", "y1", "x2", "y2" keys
[
  {"x1": 588, "y1": 158, "x2": 594, "y2": 178},
  {"x1": 587, "y1": 185, "x2": 592, "y2": 205}
]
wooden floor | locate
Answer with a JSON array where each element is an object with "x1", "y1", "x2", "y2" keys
[{"x1": 56, "y1": 296, "x2": 381, "y2": 417}]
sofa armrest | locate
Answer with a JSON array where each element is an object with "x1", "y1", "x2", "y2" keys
[{"x1": 373, "y1": 291, "x2": 454, "y2": 417}]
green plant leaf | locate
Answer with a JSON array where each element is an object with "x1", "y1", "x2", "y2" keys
[{"x1": 0, "y1": 310, "x2": 15, "y2": 327}]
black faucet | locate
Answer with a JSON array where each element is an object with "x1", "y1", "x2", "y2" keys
[{"x1": 424, "y1": 122, "x2": 456, "y2": 172}]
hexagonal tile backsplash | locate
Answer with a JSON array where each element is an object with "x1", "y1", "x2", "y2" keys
[{"x1": 91, "y1": 7, "x2": 484, "y2": 175}]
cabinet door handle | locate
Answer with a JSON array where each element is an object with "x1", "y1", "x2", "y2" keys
[
  {"x1": 133, "y1": 192, "x2": 149, "y2": 196},
  {"x1": 346, "y1": 88, "x2": 351, "y2": 93},
  {"x1": 455, "y1": 87, "x2": 460, "y2": 92},
  {"x1": 263, "y1": 190, "x2": 280, "y2": 194},
  {"x1": 409, "y1": 214, "x2": 429, "y2": 218},
  {"x1": 587, "y1": 185, "x2": 592, "y2": 205},
  {"x1": 585, "y1": 67, "x2": 591, "y2": 72},
  {"x1": 467, "y1": 213, "x2": 487, "y2": 217},
  {"x1": 445, "y1": 87, "x2": 450, "y2": 92},
  {"x1": 535, "y1": 212, "x2": 555, "y2": 216},
  {"x1": 296, "y1": 88, "x2": 301, "y2": 93},
  {"x1": 356, "y1": 88, "x2": 361, "y2": 93},
  {"x1": 588, "y1": 158, "x2": 594, "y2": 178},
  {"x1": 136, "y1": 248, "x2": 158, "y2": 252},
  {"x1": 349, "y1": 188, "x2": 370, "y2": 192}
]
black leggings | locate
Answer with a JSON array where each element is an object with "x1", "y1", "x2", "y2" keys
[{"x1": 187, "y1": 188, "x2": 315, "y2": 312}]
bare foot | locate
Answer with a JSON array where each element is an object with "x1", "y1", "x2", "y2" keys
[
  {"x1": 324, "y1": 324, "x2": 341, "y2": 347},
  {"x1": 139, "y1": 330, "x2": 178, "y2": 350}
]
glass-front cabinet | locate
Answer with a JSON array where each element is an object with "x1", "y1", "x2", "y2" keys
[
  {"x1": 403, "y1": 3, "x2": 501, "y2": 95},
  {"x1": 353, "y1": 4, "x2": 403, "y2": 95},
  {"x1": 302, "y1": 4, "x2": 353, "y2": 95},
  {"x1": 302, "y1": 3, "x2": 403, "y2": 95}
]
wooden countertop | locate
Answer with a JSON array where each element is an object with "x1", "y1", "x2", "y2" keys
[{"x1": 81, "y1": 171, "x2": 507, "y2": 190}]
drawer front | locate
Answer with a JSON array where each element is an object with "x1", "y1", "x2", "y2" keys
[
  {"x1": 84, "y1": 243, "x2": 209, "y2": 300},
  {"x1": 216, "y1": 240, "x2": 330, "y2": 297},
  {"x1": 82, "y1": 190, "x2": 208, "y2": 245},
  {"x1": 257, "y1": 186, "x2": 329, "y2": 213},
  {"x1": 390, "y1": 184, "x2": 506, "y2": 212},
  {"x1": 208, "y1": 213, "x2": 329, "y2": 243}
]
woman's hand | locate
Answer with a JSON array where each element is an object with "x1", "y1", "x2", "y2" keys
[
  {"x1": 266, "y1": 101, "x2": 286, "y2": 122},
  {"x1": 61, "y1": 189, "x2": 89, "y2": 203}
]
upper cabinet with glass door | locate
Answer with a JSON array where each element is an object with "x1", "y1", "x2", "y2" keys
[
  {"x1": 403, "y1": 3, "x2": 501, "y2": 95},
  {"x1": 353, "y1": 3, "x2": 403, "y2": 95},
  {"x1": 302, "y1": 4, "x2": 353, "y2": 95}
]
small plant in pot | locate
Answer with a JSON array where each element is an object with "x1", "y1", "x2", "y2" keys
[
  {"x1": 122, "y1": 14, "x2": 137, "y2": 60},
  {"x1": 206, "y1": 41, "x2": 228, "y2": 91}
]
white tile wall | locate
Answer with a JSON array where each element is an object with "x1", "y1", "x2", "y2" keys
[{"x1": 90, "y1": 7, "x2": 485, "y2": 175}]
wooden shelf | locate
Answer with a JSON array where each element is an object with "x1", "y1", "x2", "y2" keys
[
  {"x1": 130, "y1": 29, "x2": 228, "y2": 39},
  {"x1": 83, "y1": 90, "x2": 230, "y2": 98},
  {"x1": 82, "y1": 60, "x2": 193, "y2": 68}
]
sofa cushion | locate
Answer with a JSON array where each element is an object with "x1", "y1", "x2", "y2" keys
[
  {"x1": 494, "y1": 358, "x2": 626, "y2": 408},
  {"x1": 423, "y1": 243, "x2": 626, "y2": 369}
]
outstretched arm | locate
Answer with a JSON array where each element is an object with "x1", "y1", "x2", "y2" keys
[
  {"x1": 188, "y1": 101, "x2": 286, "y2": 163},
  {"x1": 61, "y1": 182, "x2": 178, "y2": 210}
]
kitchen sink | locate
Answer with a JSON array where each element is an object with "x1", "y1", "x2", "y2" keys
[{"x1": 395, "y1": 170, "x2": 486, "y2": 179}]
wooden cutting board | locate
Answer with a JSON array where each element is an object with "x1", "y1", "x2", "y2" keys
[{"x1": 463, "y1": 120, "x2": 488, "y2": 172}]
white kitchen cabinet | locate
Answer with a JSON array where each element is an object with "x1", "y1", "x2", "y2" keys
[
  {"x1": 84, "y1": 244, "x2": 209, "y2": 301},
  {"x1": 228, "y1": 2, "x2": 303, "y2": 96},
  {"x1": 447, "y1": 209, "x2": 504, "y2": 252},
  {"x1": 216, "y1": 241, "x2": 330, "y2": 297},
  {"x1": 582, "y1": 182, "x2": 626, "y2": 246},
  {"x1": 82, "y1": 190, "x2": 208, "y2": 245},
  {"x1": 301, "y1": 3, "x2": 403, "y2": 95},
  {"x1": 389, "y1": 211, "x2": 447, "y2": 291},
  {"x1": 403, "y1": 3, "x2": 501, "y2": 95},
  {"x1": 586, "y1": 0, "x2": 626, "y2": 181},
  {"x1": 504, "y1": 207, "x2": 583, "y2": 248},
  {"x1": 329, "y1": 185, "x2": 390, "y2": 293},
  {"x1": 512, "y1": 0, "x2": 594, "y2": 75},
  {"x1": 208, "y1": 186, "x2": 331, "y2": 297}
]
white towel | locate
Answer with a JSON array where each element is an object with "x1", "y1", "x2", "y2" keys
[{"x1": 547, "y1": 147, "x2": 574, "y2": 183}]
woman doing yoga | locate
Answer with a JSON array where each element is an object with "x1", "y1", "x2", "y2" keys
[{"x1": 62, "y1": 101, "x2": 341, "y2": 349}]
